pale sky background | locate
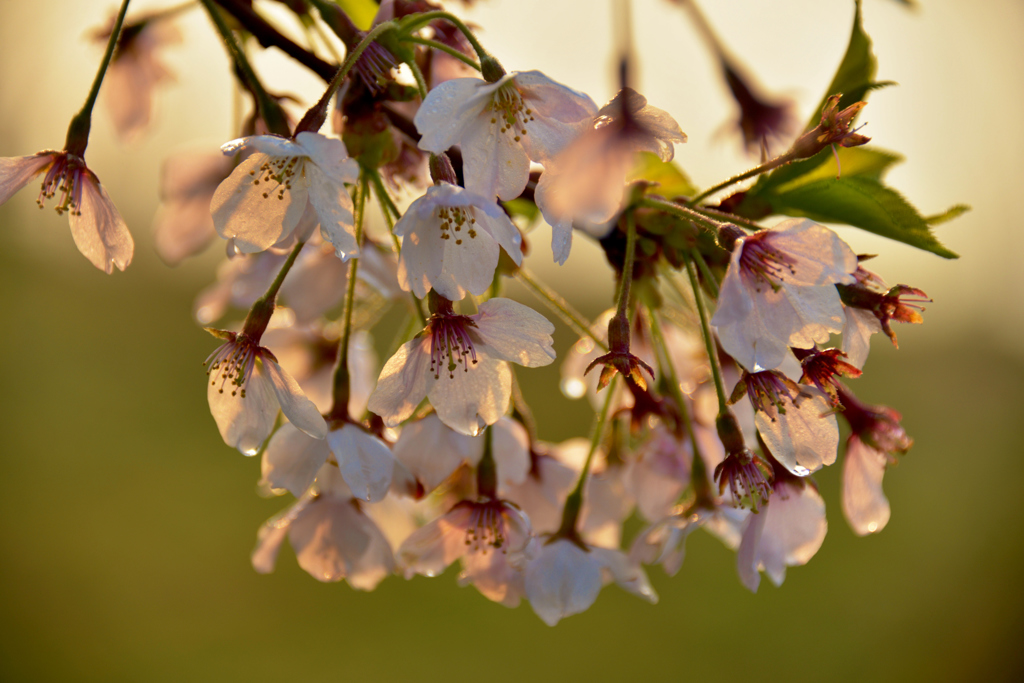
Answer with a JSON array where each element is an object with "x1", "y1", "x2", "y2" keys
[{"x1": 0, "y1": 0, "x2": 1021, "y2": 354}]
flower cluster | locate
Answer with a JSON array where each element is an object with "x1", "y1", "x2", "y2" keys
[{"x1": 7, "y1": 0, "x2": 960, "y2": 627}]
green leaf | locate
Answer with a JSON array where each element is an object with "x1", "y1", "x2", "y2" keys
[
  {"x1": 767, "y1": 176, "x2": 958, "y2": 258},
  {"x1": 808, "y1": 0, "x2": 888, "y2": 127},
  {"x1": 332, "y1": 0, "x2": 378, "y2": 30},
  {"x1": 753, "y1": 146, "x2": 902, "y2": 195},
  {"x1": 924, "y1": 204, "x2": 971, "y2": 226},
  {"x1": 628, "y1": 152, "x2": 698, "y2": 199}
]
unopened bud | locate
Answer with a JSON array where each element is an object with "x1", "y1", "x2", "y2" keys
[
  {"x1": 429, "y1": 153, "x2": 459, "y2": 186},
  {"x1": 480, "y1": 54, "x2": 506, "y2": 84}
]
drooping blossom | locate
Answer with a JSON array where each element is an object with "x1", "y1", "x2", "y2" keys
[
  {"x1": 838, "y1": 385, "x2": 912, "y2": 536},
  {"x1": 415, "y1": 70, "x2": 597, "y2": 202},
  {"x1": 398, "y1": 498, "x2": 533, "y2": 606},
  {"x1": 252, "y1": 465, "x2": 395, "y2": 589},
  {"x1": 734, "y1": 370, "x2": 839, "y2": 477},
  {"x1": 394, "y1": 182, "x2": 522, "y2": 300},
  {"x1": 711, "y1": 219, "x2": 858, "y2": 373},
  {"x1": 736, "y1": 473, "x2": 827, "y2": 592},
  {"x1": 204, "y1": 328, "x2": 327, "y2": 455},
  {"x1": 534, "y1": 88, "x2": 686, "y2": 264},
  {"x1": 211, "y1": 132, "x2": 360, "y2": 257},
  {"x1": 93, "y1": 12, "x2": 181, "y2": 141},
  {"x1": 154, "y1": 150, "x2": 233, "y2": 265},
  {"x1": 367, "y1": 297, "x2": 555, "y2": 436},
  {"x1": 0, "y1": 151, "x2": 133, "y2": 273},
  {"x1": 525, "y1": 536, "x2": 657, "y2": 626}
]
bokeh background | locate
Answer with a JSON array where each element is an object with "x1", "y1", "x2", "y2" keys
[{"x1": 1, "y1": 0, "x2": 1022, "y2": 681}]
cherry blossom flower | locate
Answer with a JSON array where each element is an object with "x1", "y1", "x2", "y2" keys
[
  {"x1": 93, "y1": 12, "x2": 181, "y2": 141},
  {"x1": 204, "y1": 328, "x2": 327, "y2": 455},
  {"x1": 260, "y1": 418, "x2": 397, "y2": 502},
  {"x1": 711, "y1": 219, "x2": 858, "y2": 373},
  {"x1": 415, "y1": 70, "x2": 597, "y2": 202},
  {"x1": 525, "y1": 536, "x2": 657, "y2": 626},
  {"x1": 736, "y1": 475, "x2": 827, "y2": 592},
  {"x1": 534, "y1": 88, "x2": 686, "y2": 264},
  {"x1": 735, "y1": 370, "x2": 839, "y2": 477},
  {"x1": 153, "y1": 150, "x2": 233, "y2": 265},
  {"x1": 394, "y1": 181, "x2": 522, "y2": 300},
  {"x1": 0, "y1": 151, "x2": 133, "y2": 273},
  {"x1": 368, "y1": 297, "x2": 555, "y2": 436},
  {"x1": 211, "y1": 132, "x2": 359, "y2": 257},
  {"x1": 397, "y1": 498, "x2": 533, "y2": 606},
  {"x1": 252, "y1": 465, "x2": 395, "y2": 589}
]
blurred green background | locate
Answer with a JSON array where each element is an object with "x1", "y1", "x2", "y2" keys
[{"x1": 2, "y1": 0, "x2": 1023, "y2": 681}]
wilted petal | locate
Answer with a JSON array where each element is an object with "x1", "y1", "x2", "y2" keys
[{"x1": 842, "y1": 436, "x2": 891, "y2": 535}]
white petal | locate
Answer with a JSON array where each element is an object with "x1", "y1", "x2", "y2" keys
[
  {"x1": 842, "y1": 307, "x2": 882, "y2": 370},
  {"x1": 513, "y1": 70, "x2": 597, "y2": 162},
  {"x1": 294, "y1": 132, "x2": 359, "y2": 183},
  {"x1": 307, "y1": 163, "x2": 358, "y2": 260},
  {"x1": 328, "y1": 424, "x2": 395, "y2": 502},
  {"x1": 472, "y1": 298, "x2": 556, "y2": 368},
  {"x1": 591, "y1": 547, "x2": 658, "y2": 604},
  {"x1": 765, "y1": 219, "x2": 858, "y2": 287},
  {"x1": 525, "y1": 539, "x2": 603, "y2": 626},
  {"x1": 739, "y1": 481, "x2": 828, "y2": 590},
  {"x1": 69, "y1": 173, "x2": 134, "y2": 273},
  {"x1": 414, "y1": 77, "x2": 490, "y2": 152},
  {"x1": 396, "y1": 505, "x2": 473, "y2": 578},
  {"x1": 393, "y1": 414, "x2": 482, "y2": 492},
  {"x1": 429, "y1": 358, "x2": 511, "y2": 436},
  {"x1": 289, "y1": 496, "x2": 395, "y2": 587},
  {"x1": 737, "y1": 506, "x2": 767, "y2": 592},
  {"x1": 260, "y1": 423, "x2": 330, "y2": 497},
  {"x1": 0, "y1": 153, "x2": 54, "y2": 205},
  {"x1": 842, "y1": 437, "x2": 891, "y2": 535},
  {"x1": 473, "y1": 207, "x2": 523, "y2": 265},
  {"x1": 461, "y1": 110, "x2": 531, "y2": 201},
  {"x1": 208, "y1": 359, "x2": 278, "y2": 455},
  {"x1": 264, "y1": 359, "x2": 328, "y2": 439},
  {"x1": 251, "y1": 495, "x2": 312, "y2": 573},
  {"x1": 229, "y1": 134, "x2": 303, "y2": 158},
  {"x1": 210, "y1": 153, "x2": 308, "y2": 254},
  {"x1": 491, "y1": 417, "x2": 530, "y2": 487},
  {"x1": 756, "y1": 388, "x2": 838, "y2": 476},
  {"x1": 367, "y1": 336, "x2": 432, "y2": 427}
]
